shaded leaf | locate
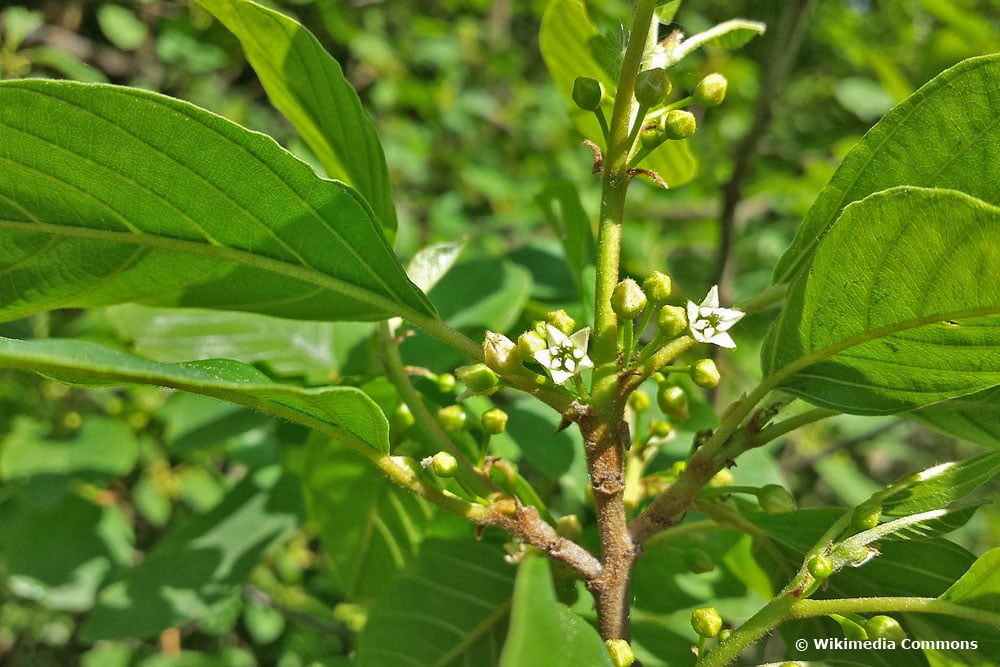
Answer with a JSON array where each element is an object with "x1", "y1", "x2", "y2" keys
[
  {"x1": 761, "y1": 188, "x2": 1000, "y2": 415},
  {"x1": 774, "y1": 54, "x2": 1000, "y2": 286},
  {"x1": 882, "y1": 451, "x2": 1000, "y2": 516},
  {"x1": 0, "y1": 80, "x2": 432, "y2": 324},
  {"x1": 0, "y1": 415, "x2": 138, "y2": 481},
  {"x1": 192, "y1": 0, "x2": 397, "y2": 234},
  {"x1": 911, "y1": 385, "x2": 1000, "y2": 449}
]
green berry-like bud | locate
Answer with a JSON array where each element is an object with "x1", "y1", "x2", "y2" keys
[
  {"x1": 429, "y1": 451, "x2": 458, "y2": 477},
  {"x1": 572, "y1": 76, "x2": 604, "y2": 111},
  {"x1": 657, "y1": 305, "x2": 687, "y2": 338},
  {"x1": 657, "y1": 385, "x2": 689, "y2": 421},
  {"x1": 436, "y1": 373, "x2": 456, "y2": 393},
  {"x1": 392, "y1": 402, "x2": 415, "y2": 433},
  {"x1": 838, "y1": 617, "x2": 869, "y2": 641},
  {"x1": 556, "y1": 514, "x2": 583, "y2": 541},
  {"x1": 456, "y1": 363, "x2": 500, "y2": 394},
  {"x1": 684, "y1": 549, "x2": 715, "y2": 574},
  {"x1": 664, "y1": 109, "x2": 697, "y2": 139},
  {"x1": 807, "y1": 554, "x2": 834, "y2": 580},
  {"x1": 640, "y1": 124, "x2": 664, "y2": 147},
  {"x1": 690, "y1": 358, "x2": 721, "y2": 389},
  {"x1": 481, "y1": 407, "x2": 509, "y2": 435},
  {"x1": 545, "y1": 309, "x2": 576, "y2": 336},
  {"x1": 642, "y1": 271, "x2": 672, "y2": 303},
  {"x1": 691, "y1": 607, "x2": 723, "y2": 638},
  {"x1": 612, "y1": 277, "x2": 648, "y2": 320},
  {"x1": 604, "y1": 638, "x2": 636, "y2": 667},
  {"x1": 865, "y1": 615, "x2": 906, "y2": 641},
  {"x1": 694, "y1": 73, "x2": 728, "y2": 107},
  {"x1": 628, "y1": 390, "x2": 651, "y2": 413},
  {"x1": 517, "y1": 330, "x2": 547, "y2": 361},
  {"x1": 437, "y1": 405, "x2": 468, "y2": 432},
  {"x1": 758, "y1": 484, "x2": 796, "y2": 514},
  {"x1": 650, "y1": 420, "x2": 672, "y2": 438},
  {"x1": 852, "y1": 500, "x2": 882, "y2": 531},
  {"x1": 635, "y1": 68, "x2": 671, "y2": 106}
]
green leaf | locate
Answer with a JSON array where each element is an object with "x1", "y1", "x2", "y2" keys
[
  {"x1": 539, "y1": 0, "x2": 696, "y2": 187},
  {"x1": 536, "y1": 180, "x2": 597, "y2": 324},
  {"x1": 0, "y1": 79, "x2": 433, "y2": 324},
  {"x1": 500, "y1": 554, "x2": 613, "y2": 667},
  {"x1": 106, "y1": 304, "x2": 373, "y2": 382},
  {"x1": 0, "y1": 491, "x2": 133, "y2": 612},
  {"x1": 882, "y1": 451, "x2": 1000, "y2": 516},
  {"x1": 1, "y1": 415, "x2": 138, "y2": 481},
  {"x1": 655, "y1": 1, "x2": 683, "y2": 25},
  {"x1": 356, "y1": 539, "x2": 515, "y2": 667},
  {"x1": 0, "y1": 337, "x2": 391, "y2": 455},
  {"x1": 773, "y1": 54, "x2": 1000, "y2": 286},
  {"x1": 667, "y1": 19, "x2": 766, "y2": 64},
  {"x1": 761, "y1": 187, "x2": 1000, "y2": 415},
  {"x1": 405, "y1": 241, "x2": 464, "y2": 294},
  {"x1": 941, "y1": 548, "x2": 1000, "y2": 613},
  {"x1": 911, "y1": 385, "x2": 1000, "y2": 449},
  {"x1": 81, "y1": 466, "x2": 303, "y2": 640},
  {"x1": 429, "y1": 258, "x2": 532, "y2": 332},
  {"x1": 192, "y1": 0, "x2": 397, "y2": 235},
  {"x1": 96, "y1": 4, "x2": 149, "y2": 51}
]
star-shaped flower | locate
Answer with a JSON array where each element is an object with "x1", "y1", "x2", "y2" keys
[
  {"x1": 686, "y1": 285, "x2": 745, "y2": 349},
  {"x1": 533, "y1": 324, "x2": 594, "y2": 385}
]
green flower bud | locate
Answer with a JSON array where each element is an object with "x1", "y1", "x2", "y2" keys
[
  {"x1": 635, "y1": 68, "x2": 671, "y2": 107},
  {"x1": 437, "y1": 405, "x2": 468, "y2": 432},
  {"x1": 545, "y1": 309, "x2": 576, "y2": 336},
  {"x1": 852, "y1": 500, "x2": 882, "y2": 531},
  {"x1": 657, "y1": 385, "x2": 689, "y2": 421},
  {"x1": 837, "y1": 617, "x2": 868, "y2": 641},
  {"x1": 807, "y1": 554, "x2": 834, "y2": 580},
  {"x1": 650, "y1": 420, "x2": 672, "y2": 438},
  {"x1": 484, "y1": 331, "x2": 520, "y2": 373},
  {"x1": 481, "y1": 407, "x2": 509, "y2": 435},
  {"x1": 456, "y1": 363, "x2": 500, "y2": 394},
  {"x1": 517, "y1": 330, "x2": 547, "y2": 361},
  {"x1": 436, "y1": 373, "x2": 456, "y2": 393},
  {"x1": 684, "y1": 549, "x2": 715, "y2": 574},
  {"x1": 556, "y1": 514, "x2": 583, "y2": 541},
  {"x1": 691, "y1": 607, "x2": 723, "y2": 638},
  {"x1": 639, "y1": 124, "x2": 664, "y2": 147},
  {"x1": 694, "y1": 73, "x2": 728, "y2": 107},
  {"x1": 708, "y1": 468, "x2": 734, "y2": 488},
  {"x1": 333, "y1": 602, "x2": 368, "y2": 633},
  {"x1": 865, "y1": 615, "x2": 906, "y2": 641},
  {"x1": 664, "y1": 109, "x2": 697, "y2": 140},
  {"x1": 572, "y1": 76, "x2": 604, "y2": 111},
  {"x1": 392, "y1": 402, "x2": 415, "y2": 433},
  {"x1": 718, "y1": 629, "x2": 731, "y2": 642},
  {"x1": 690, "y1": 358, "x2": 721, "y2": 389},
  {"x1": 628, "y1": 390, "x2": 651, "y2": 413},
  {"x1": 657, "y1": 305, "x2": 687, "y2": 338},
  {"x1": 604, "y1": 638, "x2": 636, "y2": 667},
  {"x1": 428, "y1": 451, "x2": 458, "y2": 477},
  {"x1": 642, "y1": 271, "x2": 672, "y2": 303},
  {"x1": 612, "y1": 277, "x2": 648, "y2": 320},
  {"x1": 758, "y1": 484, "x2": 796, "y2": 514}
]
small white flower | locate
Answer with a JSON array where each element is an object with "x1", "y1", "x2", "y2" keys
[
  {"x1": 686, "y1": 285, "x2": 745, "y2": 349},
  {"x1": 533, "y1": 324, "x2": 594, "y2": 385}
]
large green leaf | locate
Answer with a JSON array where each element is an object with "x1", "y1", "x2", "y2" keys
[
  {"x1": 911, "y1": 385, "x2": 1000, "y2": 449},
  {"x1": 882, "y1": 451, "x2": 1000, "y2": 517},
  {"x1": 499, "y1": 554, "x2": 613, "y2": 667},
  {"x1": 761, "y1": 187, "x2": 1000, "y2": 415},
  {"x1": 0, "y1": 337, "x2": 390, "y2": 455},
  {"x1": 356, "y1": 539, "x2": 514, "y2": 667},
  {"x1": 81, "y1": 466, "x2": 303, "y2": 640},
  {"x1": 773, "y1": 54, "x2": 1000, "y2": 286},
  {"x1": 539, "y1": 0, "x2": 696, "y2": 187},
  {"x1": 0, "y1": 80, "x2": 433, "y2": 323},
  {"x1": 192, "y1": 0, "x2": 397, "y2": 235}
]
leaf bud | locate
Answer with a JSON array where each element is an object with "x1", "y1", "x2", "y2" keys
[
  {"x1": 865, "y1": 615, "x2": 906, "y2": 641},
  {"x1": 481, "y1": 407, "x2": 509, "y2": 435},
  {"x1": 556, "y1": 514, "x2": 583, "y2": 541},
  {"x1": 690, "y1": 358, "x2": 721, "y2": 389},
  {"x1": 758, "y1": 484, "x2": 796, "y2": 514},
  {"x1": 642, "y1": 271, "x2": 672, "y2": 304},
  {"x1": 684, "y1": 549, "x2": 715, "y2": 574},
  {"x1": 604, "y1": 638, "x2": 636, "y2": 667},
  {"x1": 657, "y1": 305, "x2": 687, "y2": 338},
  {"x1": 392, "y1": 402, "x2": 415, "y2": 434},
  {"x1": 436, "y1": 372, "x2": 456, "y2": 393},
  {"x1": 690, "y1": 607, "x2": 723, "y2": 638},
  {"x1": 664, "y1": 109, "x2": 697, "y2": 140},
  {"x1": 427, "y1": 451, "x2": 458, "y2": 477},
  {"x1": 656, "y1": 385, "x2": 689, "y2": 421},
  {"x1": 650, "y1": 420, "x2": 672, "y2": 438},
  {"x1": 628, "y1": 390, "x2": 651, "y2": 413},
  {"x1": 455, "y1": 363, "x2": 500, "y2": 395},
  {"x1": 572, "y1": 76, "x2": 604, "y2": 111},
  {"x1": 694, "y1": 73, "x2": 728, "y2": 107},
  {"x1": 517, "y1": 330, "x2": 547, "y2": 361},
  {"x1": 852, "y1": 500, "x2": 882, "y2": 531},
  {"x1": 611, "y1": 277, "x2": 648, "y2": 320},
  {"x1": 437, "y1": 405, "x2": 468, "y2": 433},
  {"x1": 635, "y1": 68, "x2": 671, "y2": 106},
  {"x1": 545, "y1": 309, "x2": 576, "y2": 336},
  {"x1": 807, "y1": 554, "x2": 834, "y2": 580},
  {"x1": 484, "y1": 331, "x2": 520, "y2": 373}
]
